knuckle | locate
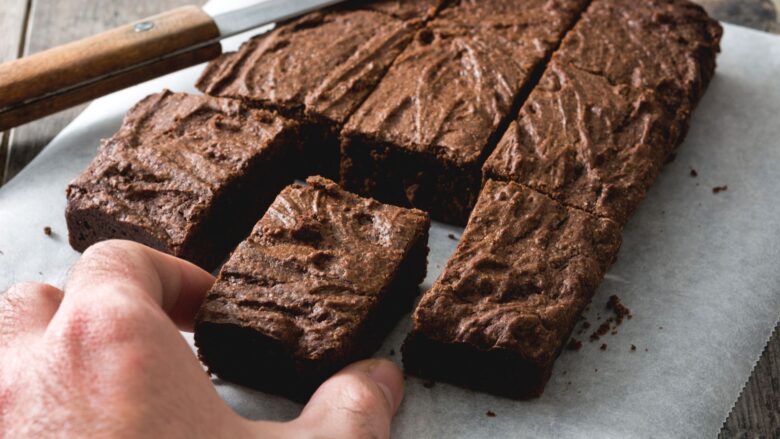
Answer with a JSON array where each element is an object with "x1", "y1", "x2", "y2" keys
[{"x1": 50, "y1": 297, "x2": 156, "y2": 347}]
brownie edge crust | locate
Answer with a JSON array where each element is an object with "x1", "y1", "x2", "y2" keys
[
  {"x1": 194, "y1": 176, "x2": 430, "y2": 401},
  {"x1": 402, "y1": 179, "x2": 622, "y2": 398}
]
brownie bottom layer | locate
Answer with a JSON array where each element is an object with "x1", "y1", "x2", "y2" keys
[
  {"x1": 340, "y1": 135, "x2": 482, "y2": 226},
  {"x1": 401, "y1": 332, "x2": 550, "y2": 399},
  {"x1": 195, "y1": 229, "x2": 429, "y2": 402}
]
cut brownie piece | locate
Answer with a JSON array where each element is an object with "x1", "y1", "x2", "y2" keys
[
  {"x1": 483, "y1": 62, "x2": 678, "y2": 225},
  {"x1": 483, "y1": 0, "x2": 722, "y2": 225},
  {"x1": 554, "y1": 0, "x2": 722, "y2": 135},
  {"x1": 340, "y1": 0, "x2": 589, "y2": 225},
  {"x1": 66, "y1": 91, "x2": 298, "y2": 270},
  {"x1": 195, "y1": 176, "x2": 430, "y2": 401},
  {"x1": 402, "y1": 179, "x2": 622, "y2": 398},
  {"x1": 196, "y1": 10, "x2": 415, "y2": 180}
]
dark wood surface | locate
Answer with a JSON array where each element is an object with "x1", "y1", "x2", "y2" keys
[{"x1": 0, "y1": 0, "x2": 778, "y2": 436}]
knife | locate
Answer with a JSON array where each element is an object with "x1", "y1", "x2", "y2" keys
[{"x1": 0, "y1": 0, "x2": 345, "y2": 132}]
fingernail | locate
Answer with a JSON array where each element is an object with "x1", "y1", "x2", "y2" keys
[{"x1": 362, "y1": 359, "x2": 403, "y2": 412}]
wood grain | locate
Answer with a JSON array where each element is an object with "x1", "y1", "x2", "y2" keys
[
  {"x1": 0, "y1": 0, "x2": 30, "y2": 183},
  {"x1": 0, "y1": 0, "x2": 778, "y2": 437}
]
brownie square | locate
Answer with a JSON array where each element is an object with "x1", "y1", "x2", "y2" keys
[
  {"x1": 402, "y1": 179, "x2": 621, "y2": 398},
  {"x1": 195, "y1": 176, "x2": 430, "y2": 401},
  {"x1": 483, "y1": 61, "x2": 678, "y2": 225},
  {"x1": 196, "y1": 10, "x2": 415, "y2": 180},
  {"x1": 554, "y1": 0, "x2": 722, "y2": 132},
  {"x1": 340, "y1": 0, "x2": 589, "y2": 225},
  {"x1": 65, "y1": 91, "x2": 298, "y2": 270},
  {"x1": 483, "y1": 0, "x2": 721, "y2": 225}
]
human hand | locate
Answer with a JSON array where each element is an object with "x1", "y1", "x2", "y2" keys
[{"x1": 0, "y1": 240, "x2": 404, "y2": 438}]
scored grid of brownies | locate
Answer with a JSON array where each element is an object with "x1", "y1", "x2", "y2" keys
[
  {"x1": 65, "y1": 91, "x2": 299, "y2": 270},
  {"x1": 196, "y1": 9, "x2": 416, "y2": 180},
  {"x1": 195, "y1": 177, "x2": 429, "y2": 401},
  {"x1": 341, "y1": 0, "x2": 590, "y2": 225},
  {"x1": 483, "y1": 0, "x2": 723, "y2": 224},
  {"x1": 65, "y1": 0, "x2": 723, "y2": 401},
  {"x1": 402, "y1": 179, "x2": 622, "y2": 398}
]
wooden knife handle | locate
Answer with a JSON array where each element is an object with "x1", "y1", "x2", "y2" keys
[{"x1": 0, "y1": 6, "x2": 222, "y2": 131}]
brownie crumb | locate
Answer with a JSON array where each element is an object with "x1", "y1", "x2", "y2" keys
[
  {"x1": 447, "y1": 233, "x2": 457, "y2": 240},
  {"x1": 567, "y1": 381, "x2": 572, "y2": 385},
  {"x1": 423, "y1": 380, "x2": 435, "y2": 389},
  {"x1": 0, "y1": 250, "x2": 4, "y2": 255},
  {"x1": 689, "y1": 167, "x2": 698, "y2": 177},
  {"x1": 644, "y1": 348, "x2": 649, "y2": 352},
  {"x1": 582, "y1": 321, "x2": 591, "y2": 329},
  {"x1": 712, "y1": 185, "x2": 728, "y2": 194},
  {"x1": 659, "y1": 326, "x2": 663, "y2": 330},
  {"x1": 486, "y1": 411, "x2": 496, "y2": 418},
  {"x1": 665, "y1": 152, "x2": 677, "y2": 164},
  {"x1": 630, "y1": 344, "x2": 637, "y2": 351},
  {"x1": 600, "y1": 343, "x2": 607, "y2": 351},
  {"x1": 589, "y1": 295, "x2": 633, "y2": 341},
  {"x1": 389, "y1": 349, "x2": 395, "y2": 356},
  {"x1": 43, "y1": 226, "x2": 52, "y2": 236},
  {"x1": 567, "y1": 338, "x2": 583, "y2": 351}
]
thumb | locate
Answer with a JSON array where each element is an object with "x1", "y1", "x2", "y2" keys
[{"x1": 290, "y1": 359, "x2": 405, "y2": 439}]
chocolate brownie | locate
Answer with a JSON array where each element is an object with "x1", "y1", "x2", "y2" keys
[
  {"x1": 340, "y1": 0, "x2": 589, "y2": 225},
  {"x1": 195, "y1": 176, "x2": 430, "y2": 401},
  {"x1": 348, "y1": 0, "x2": 445, "y2": 22},
  {"x1": 554, "y1": 0, "x2": 722, "y2": 136},
  {"x1": 196, "y1": 10, "x2": 415, "y2": 180},
  {"x1": 66, "y1": 91, "x2": 298, "y2": 270},
  {"x1": 484, "y1": 0, "x2": 722, "y2": 224},
  {"x1": 402, "y1": 179, "x2": 621, "y2": 398}
]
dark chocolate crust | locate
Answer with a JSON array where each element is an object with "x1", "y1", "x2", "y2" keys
[
  {"x1": 196, "y1": 10, "x2": 415, "y2": 179},
  {"x1": 195, "y1": 176, "x2": 430, "y2": 401},
  {"x1": 402, "y1": 179, "x2": 622, "y2": 398},
  {"x1": 483, "y1": 0, "x2": 723, "y2": 224},
  {"x1": 340, "y1": 0, "x2": 590, "y2": 225},
  {"x1": 65, "y1": 91, "x2": 298, "y2": 270},
  {"x1": 347, "y1": 0, "x2": 445, "y2": 22}
]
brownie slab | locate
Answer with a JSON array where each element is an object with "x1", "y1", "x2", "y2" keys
[
  {"x1": 402, "y1": 179, "x2": 621, "y2": 398},
  {"x1": 196, "y1": 10, "x2": 414, "y2": 180},
  {"x1": 484, "y1": 0, "x2": 722, "y2": 224},
  {"x1": 195, "y1": 176, "x2": 430, "y2": 401},
  {"x1": 340, "y1": 0, "x2": 589, "y2": 225},
  {"x1": 66, "y1": 91, "x2": 298, "y2": 270}
]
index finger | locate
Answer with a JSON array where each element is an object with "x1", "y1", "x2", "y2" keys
[{"x1": 63, "y1": 240, "x2": 215, "y2": 331}]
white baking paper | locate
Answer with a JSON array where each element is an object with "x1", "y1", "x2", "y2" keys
[{"x1": 0, "y1": 0, "x2": 779, "y2": 436}]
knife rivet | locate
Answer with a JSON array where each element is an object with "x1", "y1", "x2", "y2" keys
[{"x1": 134, "y1": 21, "x2": 155, "y2": 32}]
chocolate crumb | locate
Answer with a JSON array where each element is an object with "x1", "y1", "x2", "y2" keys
[
  {"x1": 659, "y1": 326, "x2": 663, "y2": 330},
  {"x1": 600, "y1": 343, "x2": 607, "y2": 351},
  {"x1": 447, "y1": 233, "x2": 457, "y2": 240},
  {"x1": 567, "y1": 338, "x2": 583, "y2": 351},
  {"x1": 689, "y1": 167, "x2": 698, "y2": 177},
  {"x1": 582, "y1": 321, "x2": 591, "y2": 329},
  {"x1": 645, "y1": 348, "x2": 649, "y2": 352},
  {"x1": 567, "y1": 381, "x2": 572, "y2": 385},
  {"x1": 712, "y1": 185, "x2": 728, "y2": 194},
  {"x1": 486, "y1": 411, "x2": 496, "y2": 418},
  {"x1": 389, "y1": 349, "x2": 395, "y2": 356},
  {"x1": 665, "y1": 151, "x2": 677, "y2": 164},
  {"x1": 595, "y1": 369, "x2": 598, "y2": 373},
  {"x1": 423, "y1": 380, "x2": 435, "y2": 389},
  {"x1": 43, "y1": 226, "x2": 52, "y2": 236},
  {"x1": 630, "y1": 345, "x2": 637, "y2": 351}
]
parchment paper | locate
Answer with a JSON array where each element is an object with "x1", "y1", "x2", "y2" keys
[{"x1": 1, "y1": 1, "x2": 779, "y2": 436}]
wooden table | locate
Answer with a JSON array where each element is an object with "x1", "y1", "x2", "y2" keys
[{"x1": 0, "y1": 0, "x2": 778, "y2": 436}]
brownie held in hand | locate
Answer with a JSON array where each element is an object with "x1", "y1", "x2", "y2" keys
[
  {"x1": 65, "y1": 91, "x2": 299, "y2": 270},
  {"x1": 195, "y1": 176, "x2": 430, "y2": 401},
  {"x1": 402, "y1": 179, "x2": 621, "y2": 398}
]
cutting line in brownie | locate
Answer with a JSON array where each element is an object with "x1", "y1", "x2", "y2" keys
[
  {"x1": 65, "y1": 91, "x2": 299, "y2": 271},
  {"x1": 196, "y1": 9, "x2": 418, "y2": 180},
  {"x1": 402, "y1": 179, "x2": 622, "y2": 399},
  {"x1": 195, "y1": 176, "x2": 430, "y2": 401},
  {"x1": 340, "y1": 0, "x2": 591, "y2": 225},
  {"x1": 484, "y1": 0, "x2": 723, "y2": 225}
]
